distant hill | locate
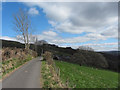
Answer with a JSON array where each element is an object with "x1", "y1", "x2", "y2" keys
[
  {"x1": 35, "y1": 40, "x2": 48, "y2": 45},
  {"x1": 100, "y1": 51, "x2": 120, "y2": 56},
  {"x1": 1, "y1": 39, "x2": 25, "y2": 48},
  {"x1": 1, "y1": 39, "x2": 119, "y2": 72}
]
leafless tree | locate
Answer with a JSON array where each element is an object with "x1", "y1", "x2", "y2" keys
[
  {"x1": 35, "y1": 37, "x2": 38, "y2": 52},
  {"x1": 78, "y1": 46, "x2": 94, "y2": 51},
  {"x1": 13, "y1": 8, "x2": 32, "y2": 50}
]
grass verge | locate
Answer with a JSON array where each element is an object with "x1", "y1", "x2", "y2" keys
[
  {"x1": 1, "y1": 55, "x2": 33, "y2": 79},
  {"x1": 41, "y1": 61, "x2": 65, "y2": 88}
]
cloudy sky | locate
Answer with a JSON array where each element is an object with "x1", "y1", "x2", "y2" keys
[{"x1": 1, "y1": 0, "x2": 119, "y2": 51}]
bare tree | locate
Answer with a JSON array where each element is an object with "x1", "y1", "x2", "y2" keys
[
  {"x1": 78, "y1": 46, "x2": 94, "y2": 51},
  {"x1": 13, "y1": 8, "x2": 31, "y2": 50},
  {"x1": 35, "y1": 37, "x2": 38, "y2": 52}
]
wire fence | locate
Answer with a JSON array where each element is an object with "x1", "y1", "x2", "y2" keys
[{"x1": 43, "y1": 51, "x2": 69, "y2": 88}]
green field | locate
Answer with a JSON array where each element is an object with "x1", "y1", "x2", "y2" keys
[{"x1": 55, "y1": 60, "x2": 118, "y2": 88}]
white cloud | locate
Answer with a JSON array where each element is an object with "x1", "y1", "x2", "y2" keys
[
  {"x1": 0, "y1": 36, "x2": 18, "y2": 42},
  {"x1": 1, "y1": 35, "x2": 118, "y2": 51},
  {"x1": 33, "y1": 30, "x2": 60, "y2": 44},
  {"x1": 39, "y1": 3, "x2": 71, "y2": 22},
  {"x1": 91, "y1": 46, "x2": 118, "y2": 51},
  {"x1": 2, "y1": 2, "x2": 118, "y2": 51},
  {"x1": 48, "y1": 20, "x2": 57, "y2": 27},
  {"x1": 43, "y1": 30, "x2": 57, "y2": 36},
  {"x1": 51, "y1": 36, "x2": 90, "y2": 44},
  {"x1": 24, "y1": 2, "x2": 118, "y2": 51},
  {"x1": 59, "y1": 43, "x2": 118, "y2": 51},
  {"x1": 79, "y1": 42, "x2": 118, "y2": 51},
  {"x1": 100, "y1": 24, "x2": 118, "y2": 39},
  {"x1": 2, "y1": 0, "x2": 119, "y2": 2},
  {"x1": 55, "y1": 20, "x2": 96, "y2": 34},
  {"x1": 24, "y1": 2, "x2": 118, "y2": 40},
  {"x1": 35, "y1": 31, "x2": 93, "y2": 44},
  {"x1": 28, "y1": 7, "x2": 39, "y2": 15},
  {"x1": 1, "y1": 35, "x2": 36, "y2": 43},
  {"x1": 82, "y1": 42, "x2": 118, "y2": 46}
]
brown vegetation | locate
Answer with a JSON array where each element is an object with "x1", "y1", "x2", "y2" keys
[
  {"x1": 42, "y1": 51, "x2": 66, "y2": 88},
  {"x1": 2, "y1": 47, "x2": 37, "y2": 61},
  {"x1": 1, "y1": 47, "x2": 37, "y2": 76},
  {"x1": 43, "y1": 51, "x2": 53, "y2": 65}
]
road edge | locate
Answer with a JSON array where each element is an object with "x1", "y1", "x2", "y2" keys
[
  {"x1": 0, "y1": 57, "x2": 35, "y2": 82},
  {"x1": 40, "y1": 57, "x2": 43, "y2": 88}
]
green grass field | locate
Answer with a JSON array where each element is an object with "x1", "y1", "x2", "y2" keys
[{"x1": 55, "y1": 60, "x2": 118, "y2": 88}]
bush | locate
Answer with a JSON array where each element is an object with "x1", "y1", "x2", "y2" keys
[
  {"x1": 72, "y1": 50, "x2": 108, "y2": 68},
  {"x1": 72, "y1": 52, "x2": 87, "y2": 66},
  {"x1": 43, "y1": 51, "x2": 53, "y2": 65},
  {"x1": 2, "y1": 47, "x2": 37, "y2": 61}
]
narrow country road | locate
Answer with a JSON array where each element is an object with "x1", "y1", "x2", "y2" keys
[{"x1": 2, "y1": 57, "x2": 42, "y2": 88}]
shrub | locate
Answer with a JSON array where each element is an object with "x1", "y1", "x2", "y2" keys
[
  {"x1": 72, "y1": 50, "x2": 108, "y2": 68},
  {"x1": 43, "y1": 51, "x2": 53, "y2": 65},
  {"x1": 2, "y1": 48, "x2": 37, "y2": 61}
]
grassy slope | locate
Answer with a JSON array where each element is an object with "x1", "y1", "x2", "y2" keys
[
  {"x1": 2, "y1": 55, "x2": 33, "y2": 78},
  {"x1": 55, "y1": 60, "x2": 118, "y2": 88}
]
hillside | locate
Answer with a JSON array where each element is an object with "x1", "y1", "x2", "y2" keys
[
  {"x1": 1, "y1": 39, "x2": 119, "y2": 72},
  {"x1": 1, "y1": 39, "x2": 25, "y2": 48},
  {"x1": 55, "y1": 60, "x2": 118, "y2": 88},
  {"x1": 1, "y1": 47, "x2": 37, "y2": 78},
  {"x1": 99, "y1": 52, "x2": 119, "y2": 72}
]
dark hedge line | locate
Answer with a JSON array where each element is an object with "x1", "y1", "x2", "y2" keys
[{"x1": 1, "y1": 39, "x2": 119, "y2": 72}]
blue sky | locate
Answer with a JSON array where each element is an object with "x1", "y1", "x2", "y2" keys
[
  {"x1": 1, "y1": 2, "x2": 118, "y2": 51},
  {"x1": 2, "y1": 2, "x2": 51, "y2": 36}
]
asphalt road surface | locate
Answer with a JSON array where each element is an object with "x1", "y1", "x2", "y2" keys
[{"x1": 2, "y1": 57, "x2": 42, "y2": 88}]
